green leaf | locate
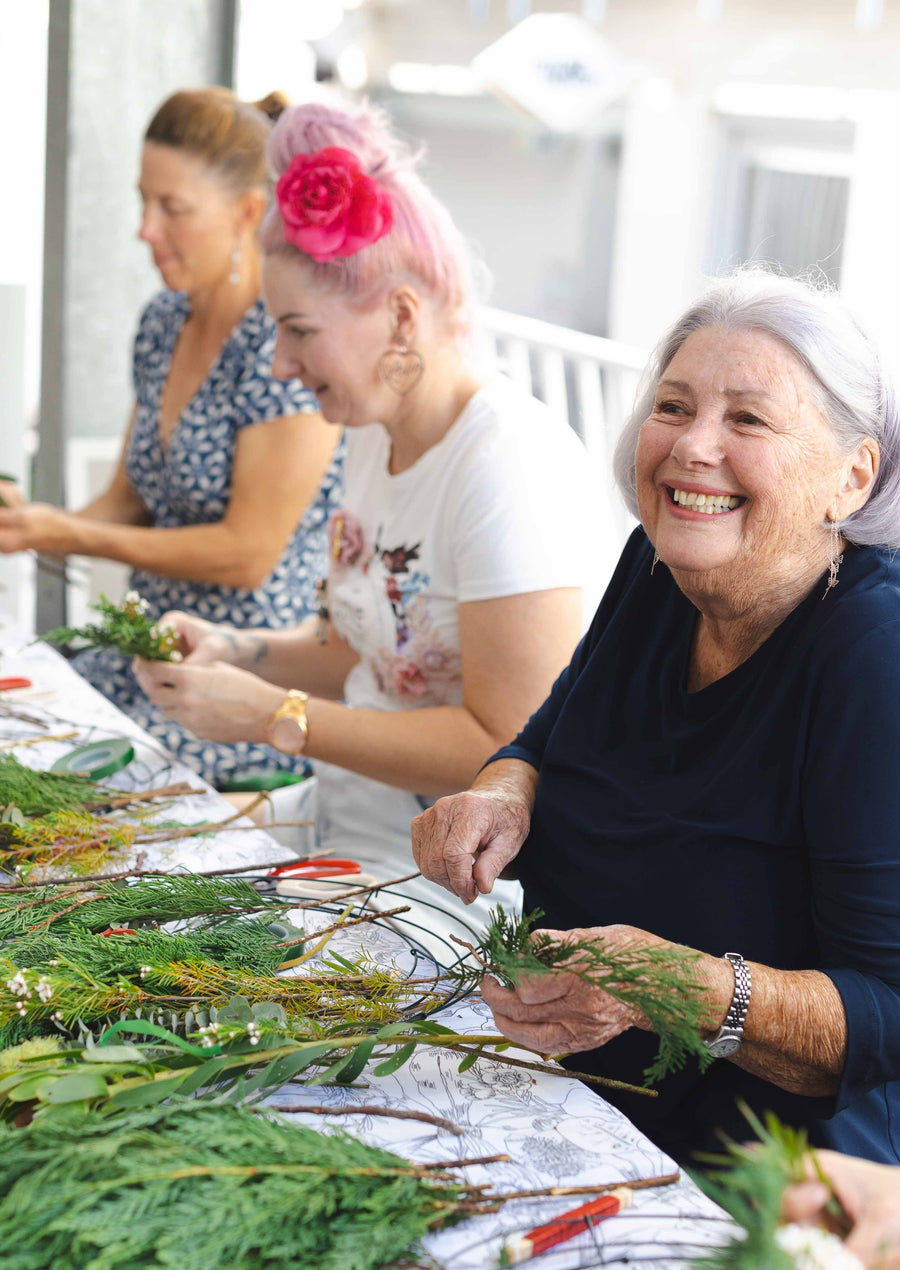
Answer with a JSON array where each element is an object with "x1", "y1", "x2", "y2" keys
[
  {"x1": 375, "y1": 1021, "x2": 416, "y2": 1040},
  {"x1": 410, "y1": 1020, "x2": 460, "y2": 1037},
  {"x1": 330, "y1": 1039, "x2": 375, "y2": 1086},
  {"x1": 307, "y1": 1042, "x2": 375, "y2": 1087},
  {"x1": 373, "y1": 1042, "x2": 416, "y2": 1076},
  {"x1": 41, "y1": 1071, "x2": 109, "y2": 1103},
  {"x1": 107, "y1": 1074, "x2": 187, "y2": 1108},
  {"x1": 99, "y1": 1019, "x2": 212, "y2": 1058},
  {"x1": 456, "y1": 1049, "x2": 481, "y2": 1073},
  {"x1": 167, "y1": 1056, "x2": 229, "y2": 1099}
]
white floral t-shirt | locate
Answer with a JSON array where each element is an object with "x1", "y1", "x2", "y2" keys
[{"x1": 312, "y1": 376, "x2": 600, "y2": 933}]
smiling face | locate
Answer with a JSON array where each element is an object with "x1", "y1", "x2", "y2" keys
[
  {"x1": 137, "y1": 142, "x2": 245, "y2": 292},
  {"x1": 635, "y1": 326, "x2": 860, "y2": 602},
  {"x1": 263, "y1": 253, "x2": 399, "y2": 427}
]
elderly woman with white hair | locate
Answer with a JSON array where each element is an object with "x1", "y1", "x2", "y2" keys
[{"x1": 412, "y1": 268, "x2": 900, "y2": 1167}]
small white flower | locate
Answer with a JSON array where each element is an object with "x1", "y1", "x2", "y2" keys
[
  {"x1": 125, "y1": 590, "x2": 140, "y2": 604},
  {"x1": 137, "y1": 598, "x2": 149, "y2": 614},
  {"x1": 35, "y1": 977, "x2": 53, "y2": 1003},
  {"x1": 775, "y1": 1223, "x2": 865, "y2": 1270},
  {"x1": 169, "y1": 650, "x2": 183, "y2": 663},
  {"x1": 51, "y1": 1011, "x2": 63, "y2": 1022},
  {"x1": 6, "y1": 972, "x2": 28, "y2": 997}
]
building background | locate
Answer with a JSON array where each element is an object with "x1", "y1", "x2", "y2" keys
[{"x1": 2, "y1": 0, "x2": 899, "y2": 628}]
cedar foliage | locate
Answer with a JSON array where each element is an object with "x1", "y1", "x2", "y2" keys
[
  {"x1": 0, "y1": 1102, "x2": 469, "y2": 1270},
  {"x1": 0, "y1": 754, "x2": 115, "y2": 820},
  {"x1": 40, "y1": 592, "x2": 179, "y2": 661},
  {"x1": 455, "y1": 907, "x2": 713, "y2": 1085}
]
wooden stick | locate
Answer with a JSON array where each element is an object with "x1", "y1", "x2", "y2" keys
[
  {"x1": 289, "y1": 871, "x2": 423, "y2": 908},
  {"x1": 98, "y1": 783, "x2": 206, "y2": 808},
  {"x1": 264, "y1": 1103, "x2": 466, "y2": 1136},
  {"x1": 276, "y1": 905, "x2": 412, "y2": 953},
  {"x1": 478, "y1": 1171, "x2": 680, "y2": 1204}
]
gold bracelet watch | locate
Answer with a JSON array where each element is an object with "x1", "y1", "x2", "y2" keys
[{"x1": 265, "y1": 689, "x2": 309, "y2": 756}]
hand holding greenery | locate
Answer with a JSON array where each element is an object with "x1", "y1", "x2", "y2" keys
[
  {"x1": 452, "y1": 906, "x2": 713, "y2": 1085},
  {"x1": 693, "y1": 1105, "x2": 858, "y2": 1270}
]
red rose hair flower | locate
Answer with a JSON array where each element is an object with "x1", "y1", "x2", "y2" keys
[{"x1": 275, "y1": 146, "x2": 394, "y2": 262}]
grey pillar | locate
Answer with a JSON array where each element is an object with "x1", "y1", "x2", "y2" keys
[{"x1": 36, "y1": 0, "x2": 236, "y2": 632}]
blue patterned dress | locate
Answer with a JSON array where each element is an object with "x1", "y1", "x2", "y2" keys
[{"x1": 73, "y1": 290, "x2": 344, "y2": 785}]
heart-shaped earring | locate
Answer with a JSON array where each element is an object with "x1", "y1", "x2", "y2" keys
[{"x1": 378, "y1": 343, "x2": 425, "y2": 396}]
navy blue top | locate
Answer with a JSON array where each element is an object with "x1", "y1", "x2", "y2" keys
[{"x1": 494, "y1": 528, "x2": 900, "y2": 1167}]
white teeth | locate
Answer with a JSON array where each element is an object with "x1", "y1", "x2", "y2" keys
[{"x1": 671, "y1": 488, "x2": 741, "y2": 514}]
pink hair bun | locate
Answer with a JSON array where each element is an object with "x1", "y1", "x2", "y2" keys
[{"x1": 275, "y1": 146, "x2": 393, "y2": 262}]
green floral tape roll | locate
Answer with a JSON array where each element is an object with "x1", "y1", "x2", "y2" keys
[{"x1": 50, "y1": 739, "x2": 135, "y2": 780}]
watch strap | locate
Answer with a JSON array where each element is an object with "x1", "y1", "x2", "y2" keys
[
  {"x1": 265, "y1": 689, "x2": 309, "y2": 755},
  {"x1": 706, "y1": 952, "x2": 751, "y2": 1052}
]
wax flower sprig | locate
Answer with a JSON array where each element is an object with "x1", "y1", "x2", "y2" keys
[
  {"x1": 692, "y1": 1105, "x2": 860, "y2": 1270},
  {"x1": 451, "y1": 906, "x2": 713, "y2": 1085},
  {"x1": 40, "y1": 591, "x2": 180, "y2": 661}
]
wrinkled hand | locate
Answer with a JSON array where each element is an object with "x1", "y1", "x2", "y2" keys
[
  {"x1": 411, "y1": 788, "x2": 531, "y2": 905},
  {"x1": 481, "y1": 924, "x2": 653, "y2": 1056},
  {"x1": 157, "y1": 611, "x2": 237, "y2": 667},
  {"x1": 783, "y1": 1150, "x2": 900, "y2": 1267},
  {"x1": 133, "y1": 657, "x2": 281, "y2": 743},
  {"x1": 0, "y1": 503, "x2": 65, "y2": 554}
]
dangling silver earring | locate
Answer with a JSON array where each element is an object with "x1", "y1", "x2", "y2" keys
[
  {"x1": 229, "y1": 244, "x2": 242, "y2": 286},
  {"x1": 651, "y1": 549, "x2": 660, "y2": 576},
  {"x1": 823, "y1": 514, "x2": 843, "y2": 597}
]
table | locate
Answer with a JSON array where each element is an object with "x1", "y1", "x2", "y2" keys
[{"x1": 0, "y1": 629, "x2": 729, "y2": 1269}]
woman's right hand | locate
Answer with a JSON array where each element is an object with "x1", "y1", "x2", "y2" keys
[
  {"x1": 157, "y1": 611, "x2": 238, "y2": 666},
  {"x1": 411, "y1": 763, "x2": 535, "y2": 904},
  {"x1": 782, "y1": 1150, "x2": 900, "y2": 1267}
]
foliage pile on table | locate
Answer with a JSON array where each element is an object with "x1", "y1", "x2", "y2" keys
[
  {"x1": 40, "y1": 591, "x2": 180, "y2": 661},
  {"x1": 0, "y1": 752, "x2": 206, "y2": 877},
  {"x1": 451, "y1": 906, "x2": 714, "y2": 1084},
  {"x1": 0, "y1": 1101, "x2": 483, "y2": 1270}
]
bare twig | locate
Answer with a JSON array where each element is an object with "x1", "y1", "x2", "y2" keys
[
  {"x1": 276, "y1": 905, "x2": 412, "y2": 953},
  {"x1": 450, "y1": 933, "x2": 490, "y2": 968},
  {"x1": 477, "y1": 1171, "x2": 680, "y2": 1205},
  {"x1": 264, "y1": 1103, "x2": 465, "y2": 1136}
]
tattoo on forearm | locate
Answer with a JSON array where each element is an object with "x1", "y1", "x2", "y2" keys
[
  {"x1": 250, "y1": 636, "x2": 268, "y2": 665},
  {"x1": 222, "y1": 631, "x2": 240, "y2": 657}
]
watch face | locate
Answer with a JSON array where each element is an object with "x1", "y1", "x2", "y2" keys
[
  {"x1": 707, "y1": 1035, "x2": 741, "y2": 1059},
  {"x1": 269, "y1": 716, "x2": 305, "y2": 756}
]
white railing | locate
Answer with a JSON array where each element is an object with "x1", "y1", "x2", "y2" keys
[
  {"x1": 64, "y1": 308, "x2": 650, "y2": 615},
  {"x1": 476, "y1": 306, "x2": 647, "y2": 542}
]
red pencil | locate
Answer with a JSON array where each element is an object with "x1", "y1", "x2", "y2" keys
[{"x1": 501, "y1": 1186, "x2": 634, "y2": 1265}]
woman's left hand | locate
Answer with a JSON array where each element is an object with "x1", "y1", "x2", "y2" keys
[
  {"x1": 481, "y1": 924, "x2": 655, "y2": 1055},
  {"x1": 0, "y1": 504, "x2": 68, "y2": 554},
  {"x1": 133, "y1": 657, "x2": 284, "y2": 744}
]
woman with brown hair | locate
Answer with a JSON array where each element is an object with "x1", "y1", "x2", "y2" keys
[{"x1": 0, "y1": 88, "x2": 343, "y2": 785}]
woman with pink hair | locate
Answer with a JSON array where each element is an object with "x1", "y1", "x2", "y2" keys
[{"x1": 136, "y1": 101, "x2": 595, "y2": 932}]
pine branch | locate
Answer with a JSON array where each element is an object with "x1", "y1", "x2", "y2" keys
[
  {"x1": 451, "y1": 906, "x2": 713, "y2": 1085},
  {"x1": 39, "y1": 591, "x2": 180, "y2": 661},
  {"x1": 0, "y1": 1103, "x2": 473, "y2": 1269}
]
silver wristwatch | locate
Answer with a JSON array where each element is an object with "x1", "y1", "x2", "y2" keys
[{"x1": 706, "y1": 952, "x2": 751, "y2": 1058}]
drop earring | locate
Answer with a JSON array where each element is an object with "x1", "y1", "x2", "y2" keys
[
  {"x1": 651, "y1": 550, "x2": 660, "y2": 576},
  {"x1": 823, "y1": 511, "x2": 843, "y2": 597},
  {"x1": 229, "y1": 244, "x2": 241, "y2": 286},
  {"x1": 377, "y1": 339, "x2": 425, "y2": 396}
]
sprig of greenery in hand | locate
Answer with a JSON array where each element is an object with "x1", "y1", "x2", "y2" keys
[{"x1": 40, "y1": 592, "x2": 180, "y2": 661}]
